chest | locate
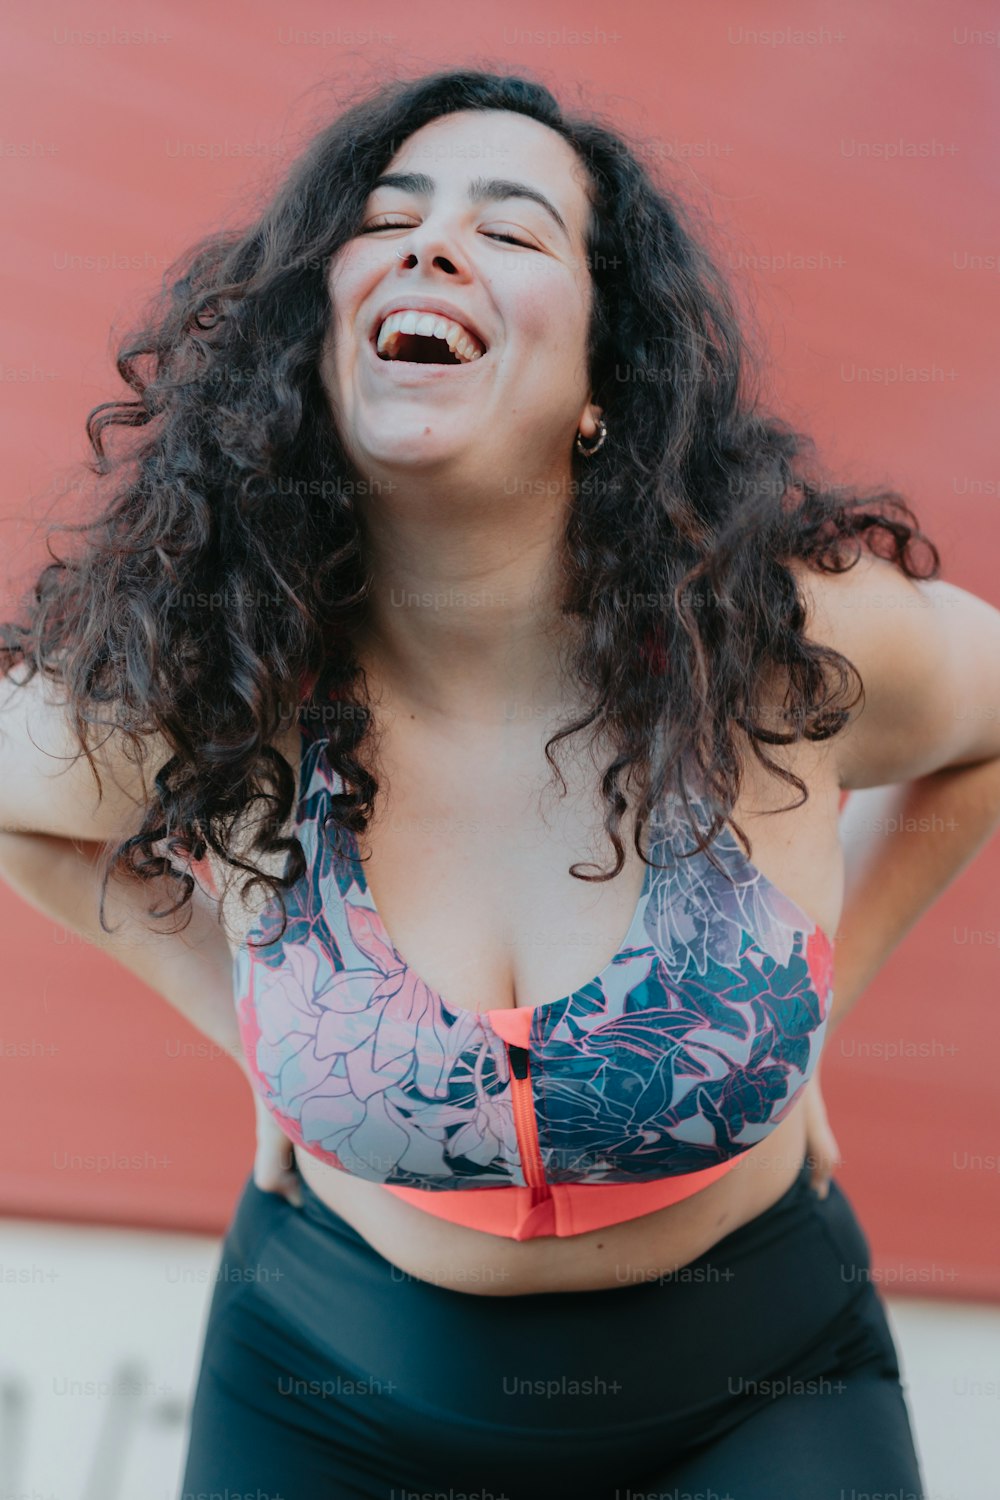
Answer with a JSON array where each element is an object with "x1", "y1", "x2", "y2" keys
[
  {"x1": 215, "y1": 707, "x2": 843, "y2": 1015},
  {"x1": 227, "y1": 707, "x2": 838, "y2": 1195}
]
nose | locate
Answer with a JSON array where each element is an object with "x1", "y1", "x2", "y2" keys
[{"x1": 392, "y1": 220, "x2": 474, "y2": 281}]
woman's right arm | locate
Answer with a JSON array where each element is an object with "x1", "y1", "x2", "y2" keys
[
  {"x1": 0, "y1": 825, "x2": 246, "y2": 1069},
  {"x1": 0, "y1": 663, "x2": 305, "y2": 1203},
  {"x1": 0, "y1": 661, "x2": 245, "y2": 1067}
]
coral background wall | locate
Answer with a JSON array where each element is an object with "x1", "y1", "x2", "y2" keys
[{"x1": 1, "y1": 0, "x2": 997, "y2": 1297}]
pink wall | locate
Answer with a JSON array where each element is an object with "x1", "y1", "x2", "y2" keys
[{"x1": 1, "y1": 0, "x2": 997, "y2": 1296}]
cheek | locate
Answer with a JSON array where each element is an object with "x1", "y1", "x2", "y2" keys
[
  {"x1": 513, "y1": 284, "x2": 592, "y2": 395},
  {"x1": 325, "y1": 249, "x2": 374, "y2": 346},
  {"x1": 504, "y1": 270, "x2": 590, "y2": 359}
]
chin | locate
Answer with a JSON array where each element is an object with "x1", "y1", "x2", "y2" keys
[{"x1": 360, "y1": 431, "x2": 468, "y2": 470}]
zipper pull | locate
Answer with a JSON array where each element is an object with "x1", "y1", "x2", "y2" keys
[{"x1": 508, "y1": 1044, "x2": 529, "y2": 1080}]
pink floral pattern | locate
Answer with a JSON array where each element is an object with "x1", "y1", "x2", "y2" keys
[{"x1": 233, "y1": 715, "x2": 833, "y2": 1188}]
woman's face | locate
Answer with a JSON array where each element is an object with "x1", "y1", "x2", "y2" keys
[{"x1": 320, "y1": 109, "x2": 603, "y2": 485}]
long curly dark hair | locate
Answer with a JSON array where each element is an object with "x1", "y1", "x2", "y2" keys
[{"x1": 0, "y1": 66, "x2": 941, "y2": 947}]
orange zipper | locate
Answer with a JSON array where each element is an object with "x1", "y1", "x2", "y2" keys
[{"x1": 506, "y1": 1043, "x2": 547, "y2": 1189}]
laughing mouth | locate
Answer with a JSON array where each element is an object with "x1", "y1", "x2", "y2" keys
[{"x1": 373, "y1": 309, "x2": 487, "y2": 365}]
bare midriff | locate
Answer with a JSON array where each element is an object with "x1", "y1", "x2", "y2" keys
[{"x1": 292, "y1": 1104, "x2": 810, "y2": 1297}]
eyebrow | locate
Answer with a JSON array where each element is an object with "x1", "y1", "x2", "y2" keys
[{"x1": 367, "y1": 172, "x2": 570, "y2": 238}]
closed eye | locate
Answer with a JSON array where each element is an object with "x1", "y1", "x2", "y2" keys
[
  {"x1": 483, "y1": 231, "x2": 537, "y2": 248},
  {"x1": 358, "y1": 219, "x2": 537, "y2": 250}
]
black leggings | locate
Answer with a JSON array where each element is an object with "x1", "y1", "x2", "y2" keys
[{"x1": 179, "y1": 1160, "x2": 926, "y2": 1499}]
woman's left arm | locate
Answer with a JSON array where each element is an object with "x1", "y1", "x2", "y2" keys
[
  {"x1": 829, "y1": 754, "x2": 1000, "y2": 1034},
  {"x1": 792, "y1": 552, "x2": 1000, "y2": 1192}
]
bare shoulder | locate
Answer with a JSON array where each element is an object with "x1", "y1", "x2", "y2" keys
[
  {"x1": 0, "y1": 662, "x2": 175, "y2": 840},
  {"x1": 785, "y1": 550, "x2": 1000, "y2": 789},
  {"x1": 0, "y1": 659, "x2": 304, "y2": 849},
  {"x1": 0, "y1": 662, "x2": 308, "y2": 953}
]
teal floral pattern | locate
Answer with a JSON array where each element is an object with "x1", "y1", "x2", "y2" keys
[{"x1": 234, "y1": 716, "x2": 833, "y2": 1188}]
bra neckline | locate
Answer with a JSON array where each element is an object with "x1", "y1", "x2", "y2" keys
[
  {"x1": 336, "y1": 819, "x2": 659, "y2": 1020},
  {"x1": 296, "y1": 715, "x2": 834, "y2": 1022}
]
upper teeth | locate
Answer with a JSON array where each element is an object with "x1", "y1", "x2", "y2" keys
[{"x1": 376, "y1": 309, "x2": 485, "y2": 362}]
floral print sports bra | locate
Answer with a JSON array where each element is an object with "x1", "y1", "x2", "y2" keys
[{"x1": 231, "y1": 701, "x2": 835, "y2": 1239}]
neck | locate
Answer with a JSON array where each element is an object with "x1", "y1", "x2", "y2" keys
[{"x1": 352, "y1": 474, "x2": 587, "y2": 727}]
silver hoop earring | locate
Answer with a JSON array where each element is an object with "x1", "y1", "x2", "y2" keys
[{"x1": 575, "y1": 417, "x2": 607, "y2": 456}]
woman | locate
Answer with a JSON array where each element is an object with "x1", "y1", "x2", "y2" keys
[{"x1": 3, "y1": 67, "x2": 999, "y2": 1499}]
